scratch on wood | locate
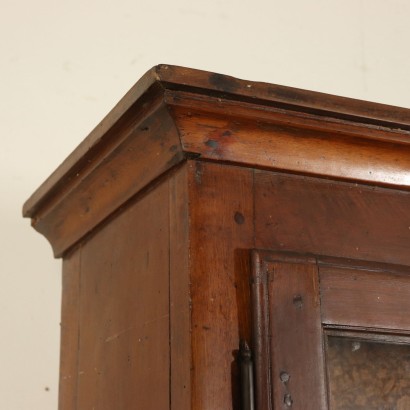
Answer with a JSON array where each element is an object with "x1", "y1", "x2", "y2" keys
[{"x1": 104, "y1": 314, "x2": 170, "y2": 342}]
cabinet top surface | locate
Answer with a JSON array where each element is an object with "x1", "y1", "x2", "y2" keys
[{"x1": 150, "y1": 64, "x2": 410, "y2": 124}]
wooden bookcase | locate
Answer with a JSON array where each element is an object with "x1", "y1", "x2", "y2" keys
[{"x1": 24, "y1": 65, "x2": 410, "y2": 409}]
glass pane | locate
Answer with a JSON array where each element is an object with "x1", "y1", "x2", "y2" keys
[{"x1": 326, "y1": 336, "x2": 410, "y2": 410}]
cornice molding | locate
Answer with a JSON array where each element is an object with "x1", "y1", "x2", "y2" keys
[{"x1": 23, "y1": 64, "x2": 410, "y2": 257}]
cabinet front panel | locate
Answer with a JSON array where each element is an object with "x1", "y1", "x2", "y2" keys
[{"x1": 188, "y1": 161, "x2": 254, "y2": 410}]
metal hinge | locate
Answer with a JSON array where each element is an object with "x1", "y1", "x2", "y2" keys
[{"x1": 239, "y1": 340, "x2": 255, "y2": 410}]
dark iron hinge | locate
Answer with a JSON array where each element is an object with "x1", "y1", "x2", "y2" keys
[{"x1": 239, "y1": 340, "x2": 255, "y2": 410}]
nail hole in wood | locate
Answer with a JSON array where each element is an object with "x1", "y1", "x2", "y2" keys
[
  {"x1": 284, "y1": 394, "x2": 293, "y2": 407},
  {"x1": 234, "y1": 211, "x2": 245, "y2": 225},
  {"x1": 280, "y1": 371, "x2": 290, "y2": 383},
  {"x1": 293, "y1": 294, "x2": 303, "y2": 309}
]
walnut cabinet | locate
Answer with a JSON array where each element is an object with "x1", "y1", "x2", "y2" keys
[{"x1": 24, "y1": 65, "x2": 410, "y2": 409}]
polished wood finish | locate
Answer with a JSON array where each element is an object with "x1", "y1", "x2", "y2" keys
[
  {"x1": 170, "y1": 91, "x2": 410, "y2": 188},
  {"x1": 321, "y1": 265, "x2": 410, "y2": 330},
  {"x1": 188, "y1": 161, "x2": 254, "y2": 409},
  {"x1": 24, "y1": 65, "x2": 410, "y2": 258},
  {"x1": 76, "y1": 179, "x2": 170, "y2": 409},
  {"x1": 254, "y1": 171, "x2": 410, "y2": 265},
  {"x1": 27, "y1": 101, "x2": 183, "y2": 257},
  {"x1": 251, "y1": 251, "x2": 327, "y2": 410},
  {"x1": 252, "y1": 251, "x2": 410, "y2": 409},
  {"x1": 59, "y1": 249, "x2": 80, "y2": 410},
  {"x1": 169, "y1": 165, "x2": 191, "y2": 410},
  {"x1": 23, "y1": 65, "x2": 410, "y2": 409}
]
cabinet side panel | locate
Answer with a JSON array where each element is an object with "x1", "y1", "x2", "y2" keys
[
  {"x1": 255, "y1": 171, "x2": 410, "y2": 265},
  {"x1": 76, "y1": 181, "x2": 170, "y2": 409},
  {"x1": 59, "y1": 249, "x2": 81, "y2": 410},
  {"x1": 170, "y1": 164, "x2": 191, "y2": 410},
  {"x1": 188, "y1": 161, "x2": 254, "y2": 410}
]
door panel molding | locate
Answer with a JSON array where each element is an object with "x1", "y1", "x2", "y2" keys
[{"x1": 250, "y1": 249, "x2": 410, "y2": 409}]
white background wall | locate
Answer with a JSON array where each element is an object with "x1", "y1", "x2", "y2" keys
[{"x1": 1, "y1": 0, "x2": 410, "y2": 408}]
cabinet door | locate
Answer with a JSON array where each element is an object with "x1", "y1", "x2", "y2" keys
[{"x1": 250, "y1": 250, "x2": 410, "y2": 410}]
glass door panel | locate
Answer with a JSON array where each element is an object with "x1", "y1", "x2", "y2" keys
[{"x1": 326, "y1": 335, "x2": 410, "y2": 410}]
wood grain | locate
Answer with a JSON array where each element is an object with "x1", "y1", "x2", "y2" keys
[
  {"x1": 26, "y1": 64, "x2": 410, "y2": 226},
  {"x1": 75, "y1": 179, "x2": 170, "y2": 409},
  {"x1": 169, "y1": 93, "x2": 410, "y2": 189},
  {"x1": 30, "y1": 102, "x2": 183, "y2": 257},
  {"x1": 167, "y1": 90, "x2": 410, "y2": 145},
  {"x1": 320, "y1": 265, "x2": 410, "y2": 330},
  {"x1": 24, "y1": 64, "x2": 410, "y2": 258},
  {"x1": 23, "y1": 65, "x2": 410, "y2": 410},
  {"x1": 59, "y1": 249, "x2": 81, "y2": 410},
  {"x1": 188, "y1": 161, "x2": 254, "y2": 410},
  {"x1": 22, "y1": 77, "x2": 164, "y2": 218},
  {"x1": 251, "y1": 250, "x2": 327, "y2": 410},
  {"x1": 158, "y1": 65, "x2": 410, "y2": 129},
  {"x1": 255, "y1": 171, "x2": 410, "y2": 265},
  {"x1": 250, "y1": 251, "x2": 272, "y2": 410},
  {"x1": 169, "y1": 164, "x2": 191, "y2": 410}
]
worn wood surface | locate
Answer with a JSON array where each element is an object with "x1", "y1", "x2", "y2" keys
[
  {"x1": 24, "y1": 64, "x2": 410, "y2": 259},
  {"x1": 251, "y1": 250, "x2": 327, "y2": 410},
  {"x1": 28, "y1": 101, "x2": 183, "y2": 257},
  {"x1": 320, "y1": 265, "x2": 410, "y2": 330},
  {"x1": 59, "y1": 249, "x2": 81, "y2": 410},
  {"x1": 188, "y1": 161, "x2": 254, "y2": 410},
  {"x1": 22, "y1": 64, "x2": 410, "y2": 218},
  {"x1": 166, "y1": 90, "x2": 410, "y2": 145},
  {"x1": 75, "y1": 179, "x2": 170, "y2": 409},
  {"x1": 250, "y1": 251, "x2": 273, "y2": 410},
  {"x1": 170, "y1": 93, "x2": 410, "y2": 189},
  {"x1": 157, "y1": 65, "x2": 410, "y2": 129},
  {"x1": 169, "y1": 164, "x2": 191, "y2": 410},
  {"x1": 23, "y1": 65, "x2": 410, "y2": 410},
  {"x1": 23, "y1": 79, "x2": 165, "y2": 219},
  {"x1": 55, "y1": 163, "x2": 410, "y2": 409},
  {"x1": 254, "y1": 171, "x2": 410, "y2": 265}
]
